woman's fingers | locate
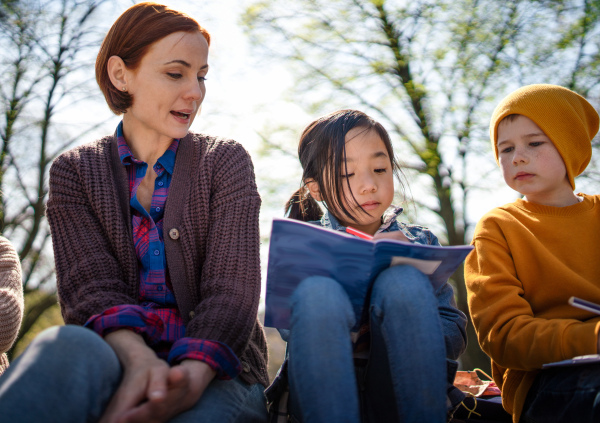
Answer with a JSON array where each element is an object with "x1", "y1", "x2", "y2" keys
[
  {"x1": 120, "y1": 370, "x2": 192, "y2": 423},
  {"x1": 146, "y1": 363, "x2": 171, "y2": 401},
  {"x1": 121, "y1": 361, "x2": 215, "y2": 423},
  {"x1": 100, "y1": 356, "x2": 171, "y2": 423}
]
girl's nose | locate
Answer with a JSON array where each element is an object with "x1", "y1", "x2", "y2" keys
[{"x1": 360, "y1": 176, "x2": 377, "y2": 193}]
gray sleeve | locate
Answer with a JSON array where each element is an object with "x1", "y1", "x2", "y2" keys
[{"x1": 436, "y1": 282, "x2": 467, "y2": 359}]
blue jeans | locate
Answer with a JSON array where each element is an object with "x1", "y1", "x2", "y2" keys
[
  {"x1": 0, "y1": 325, "x2": 267, "y2": 423},
  {"x1": 520, "y1": 363, "x2": 600, "y2": 423},
  {"x1": 287, "y1": 265, "x2": 447, "y2": 423}
]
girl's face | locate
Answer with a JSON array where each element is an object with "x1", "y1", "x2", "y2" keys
[
  {"x1": 335, "y1": 127, "x2": 395, "y2": 235},
  {"x1": 123, "y1": 31, "x2": 209, "y2": 143}
]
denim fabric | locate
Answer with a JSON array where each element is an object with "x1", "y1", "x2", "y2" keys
[
  {"x1": 268, "y1": 209, "x2": 467, "y2": 422},
  {"x1": 0, "y1": 325, "x2": 267, "y2": 423},
  {"x1": 520, "y1": 363, "x2": 600, "y2": 423},
  {"x1": 285, "y1": 265, "x2": 460, "y2": 423}
]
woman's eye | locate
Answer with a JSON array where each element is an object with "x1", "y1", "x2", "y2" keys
[
  {"x1": 530, "y1": 141, "x2": 543, "y2": 147},
  {"x1": 167, "y1": 73, "x2": 182, "y2": 79},
  {"x1": 198, "y1": 76, "x2": 207, "y2": 82},
  {"x1": 375, "y1": 168, "x2": 387, "y2": 173},
  {"x1": 341, "y1": 173, "x2": 354, "y2": 178}
]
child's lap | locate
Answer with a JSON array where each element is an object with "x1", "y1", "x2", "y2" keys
[{"x1": 520, "y1": 363, "x2": 600, "y2": 423}]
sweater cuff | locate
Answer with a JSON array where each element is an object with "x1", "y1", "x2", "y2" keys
[
  {"x1": 84, "y1": 305, "x2": 164, "y2": 345},
  {"x1": 167, "y1": 337, "x2": 241, "y2": 380}
]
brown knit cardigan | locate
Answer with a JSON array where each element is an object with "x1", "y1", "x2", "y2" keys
[
  {"x1": 46, "y1": 132, "x2": 268, "y2": 387},
  {"x1": 0, "y1": 236, "x2": 23, "y2": 376}
]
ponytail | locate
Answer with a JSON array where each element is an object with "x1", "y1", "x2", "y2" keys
[{"x1": 285, "y1": 187, "x2": 323, "y2": 222}]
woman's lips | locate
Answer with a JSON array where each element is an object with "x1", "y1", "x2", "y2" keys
[{"x1": 170, "y1": 110, "x2": 192, "y2": 123}]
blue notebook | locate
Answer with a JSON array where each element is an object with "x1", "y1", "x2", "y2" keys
[{"x1": 264, "y1": 218, "x2": 474, "y2": 329}]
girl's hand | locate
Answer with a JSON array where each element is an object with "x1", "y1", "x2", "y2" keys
[
  {"x1": 118, "y1": 360, "x2": 217, "y2": 423},
  {"x1": 100, "y1": 330, "x2": 171, "y2": 423},
  {"x1": 373, "y1": 231, "x2": 409, "y2": 242}
]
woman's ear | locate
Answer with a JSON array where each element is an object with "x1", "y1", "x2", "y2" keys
[
  {"x1": 107, "y1": 55, "x2": 129, "y2": 92},
  {"x1": 305, "y1": 179, "x2": 322, "y2": 201}
]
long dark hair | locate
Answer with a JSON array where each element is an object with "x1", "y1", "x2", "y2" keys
[{"x1": 285, "y1": 109, "x2": 406, "y2": 222}]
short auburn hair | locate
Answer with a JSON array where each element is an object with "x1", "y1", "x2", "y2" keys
[{"x1": 96, "y1": 2, "x2": 210, "y2": 115}]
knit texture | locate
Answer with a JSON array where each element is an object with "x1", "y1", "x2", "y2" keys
[
  {"x1": 465, "y1": 194, "x2": 600, "y2": 422},
  {"x1": 46, "y1": 132, "x2": 268, "y2": 387},
  {"x1": 0, "y1": 236, "x2": 23, "y2": 376},
  {"x1": 489, "y1": 84, "x2": 599, "y2": 189}
]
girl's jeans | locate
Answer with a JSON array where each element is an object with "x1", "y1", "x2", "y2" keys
[
  {"x1": 0, "y1": 325, "x2": 267, "y2": 423},
  {"x1": 287, "y1": 265, "x2": 447, "y2": 423}
]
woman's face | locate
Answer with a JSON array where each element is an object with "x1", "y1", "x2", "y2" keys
[{"x1": 123, "y1": 30, "x2": 209, "y2": 142}]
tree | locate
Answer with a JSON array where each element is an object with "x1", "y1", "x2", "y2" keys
[
  {"x1": 244, "y1": 0, "x2": 600, "y2": 371},
  {"x1": 0, "y1": 0, "x2": 110, "y2": 358}
]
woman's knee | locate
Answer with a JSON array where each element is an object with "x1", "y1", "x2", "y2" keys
[{"x1": 28, "y1": 325, "x2": 119, "y2": 369}]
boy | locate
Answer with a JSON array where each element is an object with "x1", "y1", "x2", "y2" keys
[{"x1": 465, "y1": 84, "x2": 600, "y2": 422}]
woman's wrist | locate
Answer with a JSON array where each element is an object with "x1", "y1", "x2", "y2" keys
[{"x1": 105, "y1": 328, "x2": 156, "y2": 367}]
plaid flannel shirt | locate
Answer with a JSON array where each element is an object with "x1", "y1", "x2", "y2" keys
[{"x1": 84, "y1": 122, "x2": 241, "y2": 379}]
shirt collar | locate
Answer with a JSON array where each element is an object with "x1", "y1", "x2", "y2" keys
[
  {"x1": 115, "y1": 121, "x2": 179, "y2": 174},
  {"x1": 319, "y1": 205, "x2": 404, "y2": 234}
]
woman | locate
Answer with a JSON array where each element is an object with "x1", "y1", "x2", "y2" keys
[{"x1": 0, "y1": 3, "x2": 268, "y2": 422}]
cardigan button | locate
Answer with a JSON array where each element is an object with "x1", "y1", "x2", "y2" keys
[
  {"x1": 241, "y1": 361, "x2": 250, "y2": 373},
  {"x1": 169, "y1": 228, "x2": 180, "y2": 240},
  {"x1": 189, "y1": 311, "x2": 195, "y2": 319}
]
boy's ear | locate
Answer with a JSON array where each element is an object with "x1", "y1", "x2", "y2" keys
[{"x1": 305, "y1": 179, "x2": 322, "y2": 202}]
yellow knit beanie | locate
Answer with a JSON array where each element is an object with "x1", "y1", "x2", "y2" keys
[{"x1": 490, "y1": 84, "x2": 599, "y2": 189}]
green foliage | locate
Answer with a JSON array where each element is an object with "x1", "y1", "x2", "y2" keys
[{"x1": 10, "y1": 291, "x2": 63, "y2": 360}]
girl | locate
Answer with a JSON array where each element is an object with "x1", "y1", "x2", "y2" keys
[
  {"x1": 268, "y1": 109, "x2": 467, "y2": 423},
  {"x1": 0, "y1": 3, "x2": 267, "y2": 422}
]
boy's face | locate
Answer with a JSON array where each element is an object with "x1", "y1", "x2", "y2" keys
[{"x1": 497, "y1": 115, "x2": 575, "y2": 206}]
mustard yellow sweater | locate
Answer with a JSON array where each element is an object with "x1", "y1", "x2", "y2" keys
[{"x1": 465, "y1": 194, "x2": 600, "y2": 422}]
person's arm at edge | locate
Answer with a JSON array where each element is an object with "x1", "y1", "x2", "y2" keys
[{"x1": 0, "y1": 236, "x2": 23, "y2": 356}]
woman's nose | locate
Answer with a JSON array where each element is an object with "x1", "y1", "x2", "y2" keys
[{"x1": 185, "y1": 78, "x2": 204, "y2": 102}]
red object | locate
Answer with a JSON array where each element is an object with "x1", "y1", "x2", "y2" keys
[{"x1": 346, "y1": 226, "x2": 374, "y2": 240}]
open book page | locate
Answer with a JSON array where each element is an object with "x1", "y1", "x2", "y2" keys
[{"x1": 264, "y1": 218, "x2": 473, "y2": 330}]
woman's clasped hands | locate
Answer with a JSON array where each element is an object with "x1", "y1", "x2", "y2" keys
[{"x1": 100, "y1": 330, "x2": 216, "y2": 423}]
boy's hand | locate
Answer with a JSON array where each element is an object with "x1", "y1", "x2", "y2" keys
[{"x1": 373, "y1": 231, "x2": 409, "y2": 242}]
